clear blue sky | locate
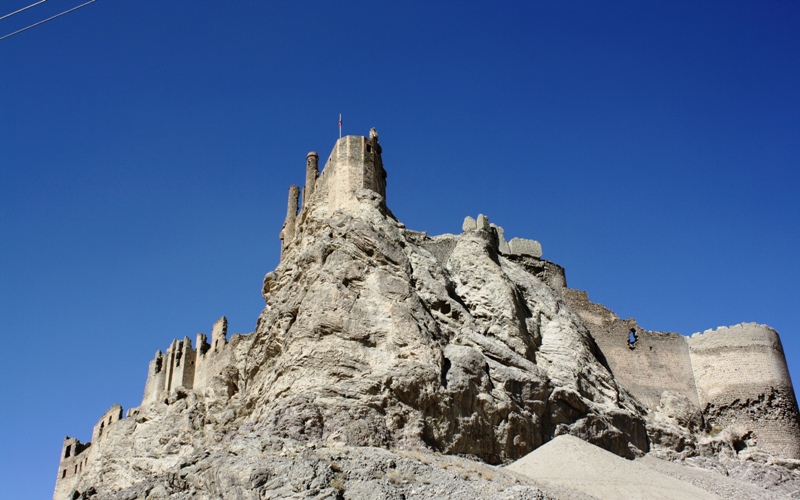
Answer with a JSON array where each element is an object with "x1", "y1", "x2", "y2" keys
[{"x1": 2, "y1": 2, "x2": 798, "y2": 497}]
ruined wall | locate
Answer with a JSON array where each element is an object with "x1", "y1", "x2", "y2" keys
[
  {"x1": 280, "y1": 185, "x2": 300, "y2": 251},
  {"x1": 193, "y1": 316, "x2": 231, "y2": 394},
  {"x1": 562, "y1": 289, "x2": 699, "y2": 409},
  {"x1": 54, "y1": 405, "x2": 123, "y2": 499},
  {"x1": 688, "y1": 323, "x2": 800, "y2": 458},
  {"x1": 505, "y1": 255, "x2": 566, "y2": 297},
  {"x1": 53, "y1": 437, "x2": 91, "y2": 499},
  {"x1": 141, "y1": 337, "x2": 197, "y2": 406},
  {"x1": 142, "y1": 350, "x2": 166, "y2": 406},
  {"x1": 563, "y1": 290, "x2": 800, "y2": 459},
  {"x1": 304, "y1": 152, "x2": 319, "y2": 206},
  {"x1": 91, "y1": 404, "x2": 123, "y2": 444},
  {"x1": 138, "y1": 316, "x2": 240, "y2": 404},
  {"x1": 163, "y1": 337, "x2": 196, "y2": 392}
]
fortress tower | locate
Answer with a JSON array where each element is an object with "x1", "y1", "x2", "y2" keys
[{"x1": 280, "y1": 128, "x2": 386, "y2": 253}]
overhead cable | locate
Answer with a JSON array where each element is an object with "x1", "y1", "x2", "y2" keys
[
  {"x1": 0, "y1": 0, "x2": 95, "y2": 41},
  {"x1": 0, "y1": 0, "x2": 47, "y2": 22}
]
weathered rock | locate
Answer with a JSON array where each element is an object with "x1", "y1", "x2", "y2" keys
[{"x1": 54, "y1": 131, "x2": 800, "y2": 499}]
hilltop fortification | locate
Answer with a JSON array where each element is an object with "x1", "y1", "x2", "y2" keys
[{"x1": 53, "y1": 131, "x2": 800, "y2": 500}]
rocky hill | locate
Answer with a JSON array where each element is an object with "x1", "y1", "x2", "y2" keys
[{"x1": 54, "y1": 130, "x2": 800, "y2": 499}]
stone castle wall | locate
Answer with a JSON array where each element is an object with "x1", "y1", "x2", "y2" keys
[
  {"x1": 562, "y1": 289, "x2": 699, "y2": 409},
  {"x1": 54, "y1": 404, "x2": 122, "y2": 499},
  {"x1": 141, "y1": 317, "x2": 233, "y2": 406},
  {"x1": 54, "y1": 437, "x2": 90, "y2": 499},
  {"x1": 563, "y1": 289, "x2": 800, "y2": 458},
  {"x1": 688, "y1": 324, "x2": 800, "y2": 458}
]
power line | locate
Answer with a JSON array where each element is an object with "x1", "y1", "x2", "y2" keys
[
  {"x1": 0, "y1": 0, "x2": 95, "y2": 41},
  {"x1": 0, "y1": 0, "x2": 47, "y2": 22}
]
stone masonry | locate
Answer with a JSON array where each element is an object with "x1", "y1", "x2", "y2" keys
[{"x1": 562, "y1": 289, "x2": 800, "y2": 459}]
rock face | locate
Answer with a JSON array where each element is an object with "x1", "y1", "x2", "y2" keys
[
  {"x1": 53, "y1": 131, "x2": 800, "y2": 499},
  {"x1": 249, "y1": 193, "x2": 646, "y2": 464}
]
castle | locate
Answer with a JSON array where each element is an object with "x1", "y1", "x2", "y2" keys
[{"x1": 54, "y1": 130, "x2": 800, "y2": 498}]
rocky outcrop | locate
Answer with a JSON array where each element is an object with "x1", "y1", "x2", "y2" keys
[
  {"x1": 246, "y1": 188, "x2": 647, "y2": 463},
  {"x1": 54, "y1": 132, "x2": 800, "y2": 499}
]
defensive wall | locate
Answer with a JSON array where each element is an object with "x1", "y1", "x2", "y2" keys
[
  {"x1": 688, "y1": 324, "x2": 800, "y2": 458},
  {"x1": 562, "y1": 289, "x2": 700, "y2": 410},
  {"x1": 54, "y1": 318, "x2": 239, "y2": 498},
  {"x1": 563, "y1": 289, "x2": 800, "y2": 458},
  {"x1": 142, "y1": 316, "x2": 238, "y2": 406},
  {"x1": 54, "y1": 404, "x2": 122, "y2": 500}
]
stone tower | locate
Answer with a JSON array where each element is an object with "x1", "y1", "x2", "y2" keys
[{"x1": 280, "y1": 129, "x2": 387, "y2": 253}]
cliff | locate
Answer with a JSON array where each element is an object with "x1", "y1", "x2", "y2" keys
[{"x1": 54, "y1": 131, "x2": 800, "y2": 500}]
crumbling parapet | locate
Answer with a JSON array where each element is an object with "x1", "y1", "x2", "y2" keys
[
  {"x1": 462, "y1": 216, "x2": 477, "y2": 232},
  {"x1": 491, "y1": 223, "x2": 511, "y2": 254},
  {"x1": 211, "y1": 316, "x2": 228, "y2": 352},
  {"x1": 476, "y1": 214, "x2": 490, "y2": 231},
  {"x1": 508, "y1": 237, "x2": 542, "y2": 259},
  {"x1": 55, "y1": 436, "x2": 90, "y2": 490},
  {"x1": 142, "y1": 336, "x2": 198, "y2": 406},
  {"x1": 461, "y1": 214, "x2": 543, "y2": 259},
  {"x1": 164, "y1": 337, "x2": 196, "y2": 392},
  {"x1": 91, "y1": 404, "x2": 123, "y2": 443},
  {"x1": 142, "y1": 350, "x2": 166, "y2": 406}
]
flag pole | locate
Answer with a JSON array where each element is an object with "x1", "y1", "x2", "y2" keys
[{"x1": 339, "y1": 114, "x2": 342, "y2": 139}]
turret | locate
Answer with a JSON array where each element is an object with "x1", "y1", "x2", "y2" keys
[
  {"x1": 211, "y1": 316, "x2": 228, "y2": 353},
  {"x1": 280, "y1": 185, "x2": 300, "y2": 251},
  {"x1": 304, "y1": 152, "x2": 319, "y2": 205}
]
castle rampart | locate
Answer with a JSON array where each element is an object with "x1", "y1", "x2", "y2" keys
[
  {"x1": 280, "y1": 185, "x2": 300, "y2": 252},
  {"x1": 562, "y1": 289, "x2": 700, "y2": 410},
  {"x1": 193, "y1": 316, "x2": 229, "y2": 392},
  {"x1": 91, "y1": 404, "x2": 123, "y2": 444},
  {"x1": 563, "y1": 288, "x2": 800, "y2": 459},
  {"x1": 688, "y1": 323, "x2": 800, "y2": 458},
  {"x1": 141, "y1": 317, "x2": 230, "y2": 405}
]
